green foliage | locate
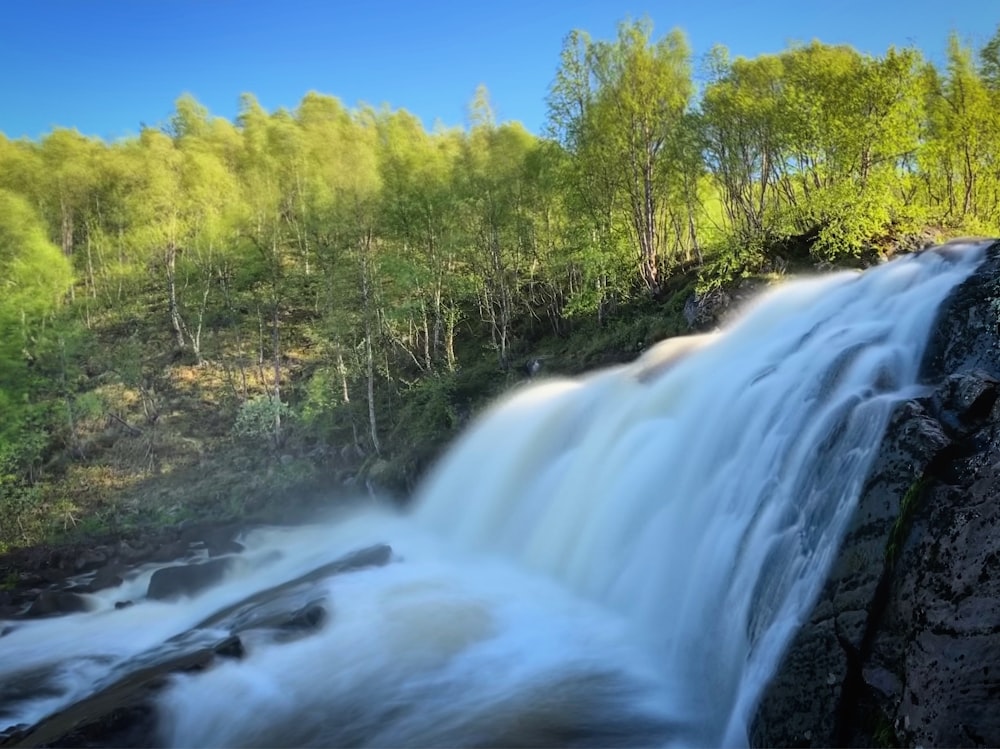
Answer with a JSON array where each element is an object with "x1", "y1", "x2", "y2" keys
[
  {"x1": 697, "y1": 234, "x2": 769, "y2": 293},
  {"x1": 548, "y1": 19, "x2": 701, "y2": 293},
  {"x1": 396, "y1": 374, "x2": 459, "y2": 444},
  {"x1": 232, "y1": 396, "x2": 294, "y2": 441},
  {"x1": 0, "y1": 190, "x2": 73, "y2": 317},
  {"x1": 0, "y1": 190, "x2": 74, "y2": 454},
  {"x1": 0, "y1": 410, "x2": 51, "y2": 548},
  {"x1": 701, "y1": 40, "x2": 927, "y2": 260}
]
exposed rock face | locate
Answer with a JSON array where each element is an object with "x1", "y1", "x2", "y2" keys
[
  {"x1": 684, "y1": 279, "x2": 769, "y2": 331},
  {"x1": 753, "y1": 242, "x2": 1000, "y2": 747},
  {"x1": 146, "y1": 557, "x2": 234, "y2": 601}
]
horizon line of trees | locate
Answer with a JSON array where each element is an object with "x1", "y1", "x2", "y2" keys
[{"x1": 2, "y1": 18, "x2": 1000, "y2": 524}]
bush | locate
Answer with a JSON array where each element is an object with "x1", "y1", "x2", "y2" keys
[{"x1": 232, "y1": 395, "x2": 294, "y2": 442}]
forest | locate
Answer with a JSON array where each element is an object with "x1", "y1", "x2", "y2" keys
[{"x1": 2, "y1": 19, "x2": 1000, "y2": 550}]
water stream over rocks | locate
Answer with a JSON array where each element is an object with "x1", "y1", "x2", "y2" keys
[{"x1": 0, "y1": 241, "x2": 989, "y2": 748}]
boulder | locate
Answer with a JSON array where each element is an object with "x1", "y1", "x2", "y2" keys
[
  {"x1": 24, "y1": 591, "x2": 92, "y2": 618},
  {"x1": 146, "y1": 558, "x2": 234, "y2": 601}
]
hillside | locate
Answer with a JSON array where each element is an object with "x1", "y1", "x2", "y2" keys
[{"x1": 3, "y1": 19, "x2": 1000, "y2": 552}]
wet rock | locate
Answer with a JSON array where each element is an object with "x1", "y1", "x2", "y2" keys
[
  {"x1": 195, "y1": 543, "x2": 392, "y2": 632},
  {"x1": 0, "y1": 725, "x2": 29, "y2": 745},
  {"x1": 25, "y1": 591, "x2": 92, "y2": 618},
  {"x1": 146, "y1": 557, "x2": 233, "y2": 601},
  {"x1": 213, "y1": 635, "x2": 245, "y2": 659},
  {"x1": 0, "y1": 642, "x2": 229, "y2": 748},
  {"x1": 147, "y1": 540, "x2": 188, "y2": 565},
  {"x1": 179, "y1": 522, "x2": 247, "y2": 557},
  {"x1": 932, "y1": 370, "x2": 999, "y2": 431},
  {"x1": 73, "y1": 548, "x2": 109, "y2": 573},
  {"x1": 115, "y1": 540, "x2": 150, "y2": 565},
  {"x1": 88, "y1": 563, "x2": 125, "y2": 593},
  {"x1": 684, "y1": 279, "x2": 770, "y2": 332},
  {"x1": 208, "y1": 539, "x2": 244, "y2": 557}
]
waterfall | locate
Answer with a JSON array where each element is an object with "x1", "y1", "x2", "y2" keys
[
  {"x1": 0, "y1": 242, "x2": 988, "y2": 748},
  {"x1": 414, "y1": 241, "x2": 988, "y2": 745}
]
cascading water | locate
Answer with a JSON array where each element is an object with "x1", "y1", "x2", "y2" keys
[{"x1": 0, "y1": 242, "x2": 989, "y2": 748}]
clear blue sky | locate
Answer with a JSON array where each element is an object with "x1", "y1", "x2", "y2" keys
[{"x1": 1, "y1": 0, "x2": 996, "y2": 141}]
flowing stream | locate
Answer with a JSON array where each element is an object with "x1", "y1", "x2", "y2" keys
[{"x1": 0, "y1": 242, "x2": 989, "y2": 747}]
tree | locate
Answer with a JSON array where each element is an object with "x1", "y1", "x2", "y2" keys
[
  {"x1": 921, "y1": 34, "x2": 998, "y2": 226},
  {"x1": 980, "y1": 24, "x2": 1000, "y2": 92},
  {"x1": 376, "y1": 109, "x2": 467, "y2": 372},
  {"x1": 0, "y1": 190, "x2": 73, "y2": 437},
  {"x1": 548, "y1": 20, "x2": 698, "y2": 293},
  {"x1": 458, "y1": 92, "x2": 537, "y2": 368},
  {"x1": 702, "y1": 41, "x2": 925, "y2": 259},
  {"x1": 701, "y1": 48, "x2": 787, "y2": 254}
]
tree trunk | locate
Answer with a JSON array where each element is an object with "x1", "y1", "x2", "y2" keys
[
  {"x1": 444, "y1": 305, "x2": 457, "y2": 372},
  {"x1": 61, "y1": 200, "x2": 75, "y2": 302},
  {"x1": 360, "y1": 231, "x2": 381, "y2": 455},
  {"x1": 432, "y1": 285, "x2": 444, "y2": 366},
  {"x1": 271, "y1": 300, "x2": 282, "y2": 446},
  {"x1": 337, "y1": 350, "x2": 350, "y2": 404},
  {"x1": 166, "y1": 244, "x2": 186, "y2": 350}
]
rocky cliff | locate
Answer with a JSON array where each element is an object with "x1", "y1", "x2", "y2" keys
[{"x1": 753, "y1": 241, "x2": 1000, "y2": 747}]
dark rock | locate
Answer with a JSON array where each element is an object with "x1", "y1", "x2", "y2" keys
[
  {"x1": 684, "y1": 287, "x2": 730, "y2": 330},
  {"x1": 147, "y1": 540, "x2": 187, "y2": 565},
  {"x1": 683, "y1": 279, "x2": 770, "y2": 332},
  {"x1": 114, "y1": 601, "x2": 133, "y2": 610},
  {"x1": 213, "y1": 635, "x2": 245, "y2": 659},
  {"x1": 146, "y1": 557, "x2": 233, "y2": 601},
  {"x1": 922, "y1": 242, "x2": 1000, "y2": 381},
  {"x1": 932, "y1": 370, "x2": 999, "y2": 431},
  {"x1": 173, "y1": 521, "x2": 248, "y2": 558},
  {"x1": 115, "y1": 540, "x2": 150, "y2": 565},
  {"x1": 869, "y1": 474, "x2": 1000, "y2": 747},
  {"x1": 88, "y1": 563, "x2": 125, "y2": 593},
  {"x1": 285, "y1": 603, "x2": 326, "y2": 630},
  {"x1": 327, "y1": 543, "x2": 393, "y2": 573},
  {"x1": 73, "y1": 547, "x2": 109, "y2": 573},
  {"x1": 207, "y1": 539, "x2": 244, "y2": 557},
  {"x1": 25, "y1": 591, "x2": 92, "y2": 618},
  {"x1": 194, "y1": 543, "x2": 392, "y2": 632},
  {"x1": 0, "y1": 725, "x2": 29, "y2": 745},
  {"x1": 42, "y1": 704, "x2": 157, "y2": 748},
  {"x1": 1, "y1": 644, "x2": 222, "y2": 748}
]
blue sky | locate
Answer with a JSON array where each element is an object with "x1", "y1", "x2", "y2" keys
[{"x1": 1, "y1": 0, "x2": 996, "y2": 141}]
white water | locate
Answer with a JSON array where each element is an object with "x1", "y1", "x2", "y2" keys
[{"x1": 0, "y1": 242, "x2": 989, "y2": 747}]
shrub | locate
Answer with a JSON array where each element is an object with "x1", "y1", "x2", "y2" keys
[{"x1": 232, "y1": 395, "x2": 294, "y2": 441}]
